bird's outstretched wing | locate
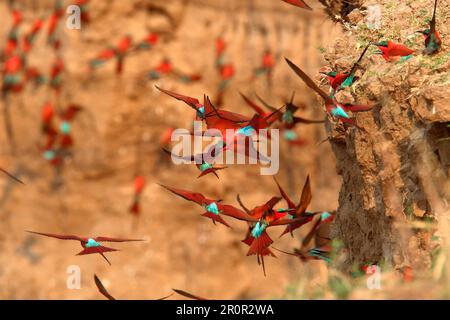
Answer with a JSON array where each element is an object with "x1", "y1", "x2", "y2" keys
[
  {"x1": 296, "y1": 175, "x2": 312, "y2": 215},
  {"x1": 159, "y1": 184, "x2": 207, "y2": 205},
  {"x1": 273, "y1": 177, "x2": 296, "y2": 209},
  {"x1": 239, "y1": 92, "x2": 265, "y2": 116},
  {"x1": 281, "y1": 0, "x2": 313, "y2": 11},
  {"x1": 173, "y1": 288, "x2": 208, "y2": 300},
  {"x1": 94, "y1": 274, "x2": 116, "y2": 300},
  {"x1": 0, "y1": 168, "x2": 24, "y2": 184},
  {"x1": 293, "y1": 116, "x2": 325, "y2": 124},
  {"x1": 219, "y1": 204, "x2": 259, "y2": 222},
  {"x1": 285, "y1": 58, "x2": 333, "y2": 104},
  {"x1": 94, "y1": 237, "x2": 145, "y2": 242},
  {"x1": 155, "y1": 86, "x2": 200, "y2": 110},
  {"x1": 26, "y1": 231, "x2": 83, "y2": 241}
]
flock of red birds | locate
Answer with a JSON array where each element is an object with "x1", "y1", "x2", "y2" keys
[{"x1": 0, "y1": 0, "x2": 443, "y2": 299}]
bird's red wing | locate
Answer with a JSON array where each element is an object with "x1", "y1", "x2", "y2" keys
[
  {"x1": 159, "y1": 184, "x2": 207, "y2": 205},
  {"x1": 301, "y1": 218, "x2": 322, "y2": 248},
  {"x1": 162, "y1": 148, "x2": 198, "y2": 162},
  {"x1": 293, "y1": 116, "x2": 325, "y2": 124},
  {"x1": 265, "y1": 196, "x2": 282, "y2": 210},
  {"x1": 273, "y1": 177, "x2": 296, "y2": 209},
  {"x1": 156, "y1": 293, "x2": 174, "y2": 300},
  {"x1": 93, "y1": 237, "x2": 145, "y2": 243},
  {"x1": 239, "y1": 92, "x2": 265, "y2": 115},
  {"x1": 204, "y1": 95, "x2": 249, "y2": 124},
  {"x1": 236, "y1": 194, "x2": 252, "y2": 214},
  {"x1": 255, "y1": 94, "x2": 278, "y2": 112},
  {"x1": 219, "y1": 204, "x2": 259, "y2": 222},
  {"x1": 285, "y1": 58, "x2": 333, "y2": 104},
  {"x1": 268, "y1": 218, "x2": 302, "y2": 227},
  {"x1": 296, "y1": 175, "x2": 312, "y2": 215},
  {"x1": 26, "y1": 231, "x2": 83, "y2": 241},
  {"x1": 282, "y1": 0, "x2": 313, "y2": 10},
  {"x1": 94, "y1": 274, "x2": 116, "y2": 300},
  {"x1": 272, "y1": 247, "x2": 299, "y2": 257},
  {"x1": 155, "y1": 85, "x2": 200, "y2": 109},
  {"x1": 342, "y1": 104, "x2": 373, "y2": 113},
  {"x1": 173, "y1": 289, "x2": 208, "y2": 300},
  {"x1": 0, "y1": 168, "x2": 24, "y2": 184},
  {"x1": 388, "y1": 43, "x2": 414, "y2": 56}
]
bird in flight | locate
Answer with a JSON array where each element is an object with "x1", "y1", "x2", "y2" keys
[{"x1": 27, "y1": 231, "x2": 144, "y2": 265}]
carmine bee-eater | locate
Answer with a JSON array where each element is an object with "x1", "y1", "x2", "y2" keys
[
  {"x1": 58, "y1": 104, "x2": 83, "y2": 148},
  {"x1": 148, "y1": 59, "x2": 201, "y2": 83},
  {"x1": 3, "y1": 9, "x2": 22, "y2": 57},
  {"x1": 417, "y1": 0, "x2": 441, "y2": 55},
  {"x1": 129, "y1": 175, "x2": 146, "y2": 216},
  {"x1": 320, "y1": 44, "x2": 370, "y2": 91},
  {"x1": 49, "y1": 57, "x2": 64, "y2": 94},
  {"x1": 155, "y1": 86, "x2": 250, "y2": 126},
  {"x1": 162, "y1": 144, "x2": 227, "y2": 179},
  {"x1": 75, "y1": 0, "x2": 90, "y2": 25},
  {"x1": 236, "y1": 195, "x2": 299, "y2": 275},
  {"x1": 159, "y1": 184, "x2": 257, "y2": 228},
  {"x1": 27, "y1": 231, "x2": 145, "y2": 265},
  {"x1": 135, "y1": 32, "x2": 159, "y2": 50},
  {"x1": 274, "y1": 175, "x2": 322, "y2": 237},
  {"x1": 2, "y1": 54, "x2": 25, "y2": 95},
  {"x1": 47, "y1": 0, "x2": 65, "y2": 50},
  {"x1": 285, "y1": 58, "x2": 372, "y2": 125},
  {"x1": 281, "y1": 0, "x2": 312, "y2": 10},
  {"x1": 372, "y1": 41, "x2": 414, "y2": 62},
  {"x1": 22, "y1": 18, "x2": 44, "y2": 54}
]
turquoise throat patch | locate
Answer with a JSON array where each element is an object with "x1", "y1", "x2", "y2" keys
[
  {"x1": 251, "y1": 222, "x2": 267, "y2": 238},
  {"x1": 200, "y1": 163, "x2": 213, "y2": 171},
  {"x1": 85, "y1": 238, "x2": 101, "y2": 248},
  {"x1": 206, "y1": 202, "x2": 219, "y2": 215}
]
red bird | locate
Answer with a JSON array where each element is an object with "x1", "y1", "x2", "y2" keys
[
  {"x1": 372, "y1": 41, "x2": 414, "y2": 62},
  {"x1": 236, "y1": 195, "x2": 298, "y2": 275},
  {"x1": 27, "y1": 231, "x2": 144, "y2": 265},
  {"x1": 156, "y1": 86, "x2": 250, "y2": 126},
  {"x1": 23, "y1": 18, "x2": 44, "y2": 53},
  {"x1": 417, "y1": 0, "x2": 441, "y2": 55},
  {"x1": 162, "y1": 145, "x2": 227, "y2": 179},
  {"x1": 159, "y1": 184, "x2": 257, "y2": 228},
  {"x1": 285, "y1": 58, "x2": 372, "y2": 125},
  {"x1": 281, "y1": 0, "x2": 312, "y2": 10},
  {"x1": 129, "y1": 175, "x2": 146, "y2": 216},
  {"x1": 274, "y1": 175, "x2": 318, "y2": 237}
]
